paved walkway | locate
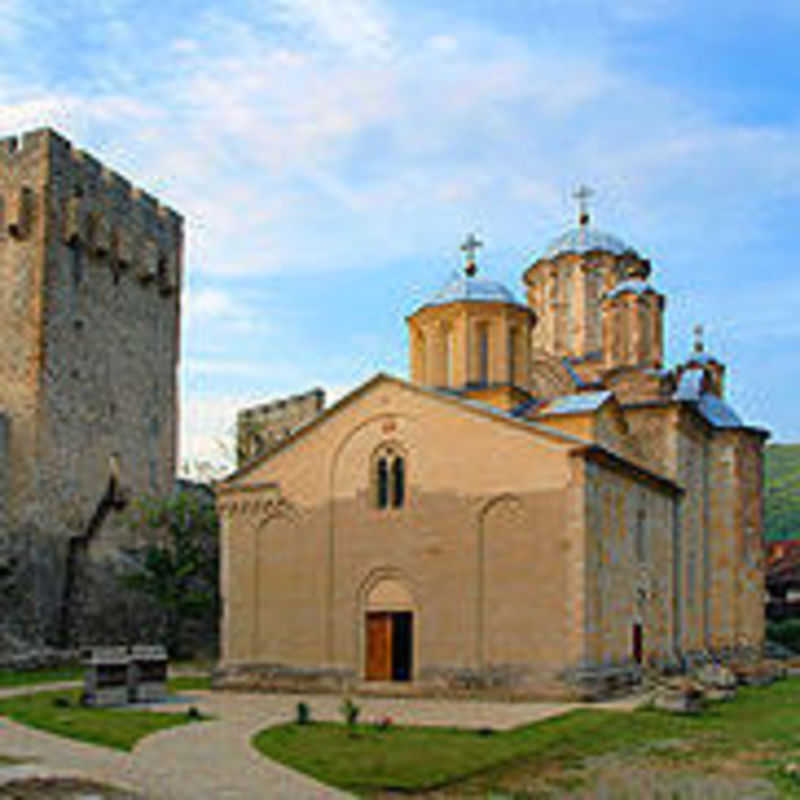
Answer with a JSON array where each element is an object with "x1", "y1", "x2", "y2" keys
[{"x1": 0, "y1": 685, "x2": 648, "y2": 799}]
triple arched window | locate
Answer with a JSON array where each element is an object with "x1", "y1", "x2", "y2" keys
[{"x1": 373, "y1": 443, "x2": 406, "y2": 509}]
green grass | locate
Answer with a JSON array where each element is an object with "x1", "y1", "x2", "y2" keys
[
  {"x1": 168, "y1": 674, "x2": 212, "y2": 692},
  {"x1": 253, "y1": 678, "x2": 800, "y2": 795},
  {"x1": 0, "y1": 665, "x2": 83, "y2": 688},
  {"x1": 0, "y1": 689, "x2": 205, "y2": 751},
  {"x1": 0, "y1": 666, "x2": 210, "y2": 693}
]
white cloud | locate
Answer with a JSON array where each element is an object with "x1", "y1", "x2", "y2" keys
[
  {"x1": 270, "y1": 0, "x2": 393, "y2": 59},
  {"x1": 427, "y1": 34, "x2": 457, "y2": 53},
  {"x1": 179, "y1": 379, "x2": 359, "y2": 475},
  {"x1": 0, "y1": 0, "x2": 23, "y2": 42},
  {"x1": 170, "y1": 38, "x2": 199, "y2": 54}
]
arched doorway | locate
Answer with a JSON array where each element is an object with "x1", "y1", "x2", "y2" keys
[{"x1": 364, "y1": 578, "x2": 414, "y2": 682}]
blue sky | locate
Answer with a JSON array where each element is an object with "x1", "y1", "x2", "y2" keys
[{"x1": 2, "y1": 0, "x2": 799, "y2": 471}]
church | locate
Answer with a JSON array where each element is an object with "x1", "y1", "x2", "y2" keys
[{"x1": 215, "y1": 195, "x2": 768, "y2": 698}]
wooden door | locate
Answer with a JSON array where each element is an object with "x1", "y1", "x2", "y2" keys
[
  {"x1": 632, "y1": 623, "x2": 643, "y2": 664},
  {"x1": 366, "y1": 612, "x2": 392, "y2": 680}
]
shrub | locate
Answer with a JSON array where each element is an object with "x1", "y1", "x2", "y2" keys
[
  {"x1": 296, "y1": 701, "x2": 311, "y2": 725},
  {"x1": 767, "y1": 620, "x2": 800, "y2": 654},
  {"x1": 340, "y1": 697, "x2": 360, "y2": 726}
]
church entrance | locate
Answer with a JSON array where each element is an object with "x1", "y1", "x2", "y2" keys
[
  {"x1": 365, "y1": 611, "x2": 413, "y2": 681},
  {"x1": 632, "y1": 622, "x2": 643, "y2": 664}
]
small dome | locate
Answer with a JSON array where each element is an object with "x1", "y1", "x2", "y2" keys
[
  {"x1": 426, "y1": 271, "x2": 520, "y2": 307},
  {"x1": 687, "y1": 350, "x2": 717, "y2": 365},
  {"x1": 542, "y1": 226, "x2": 633, "y2": 260},
  {"x1": 606, "y1": 278, "x2": 657, "y2": 299}
]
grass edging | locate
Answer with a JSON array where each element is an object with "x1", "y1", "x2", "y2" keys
[{"x1": 252, "y1": 678, "x2": 800, "y2": 795}]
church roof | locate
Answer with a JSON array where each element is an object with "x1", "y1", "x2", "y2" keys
[
  {"x1": 674, "y1": 367, "x2": 743, "y2": 428},
  {"x1": 542, "y1": 225, "x2": 633, "y2": 259},
  {"x1": 536, "y1": 391, "x2": 613, "y2": 416},
  {"x1": 220, "y1": 373, "x2": 680, "y2": 494},
  {"x1": 606, "y1": 278, "x2": 658, "y2": 299},
  {"x1": 425, "y1": 271, "x2": 521, "y2": 307}
]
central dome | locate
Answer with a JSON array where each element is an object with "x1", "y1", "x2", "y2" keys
[
  {"x1": 427, "y1": 272, "x2": 519, "y2": 307},
  {"x1": 542, "y1": 226, "x2": 633, "y2": 259}
]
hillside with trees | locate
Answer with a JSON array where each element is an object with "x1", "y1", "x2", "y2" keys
[{"x1": 765, "y1": 443, "x2": 800, "y2": 542}]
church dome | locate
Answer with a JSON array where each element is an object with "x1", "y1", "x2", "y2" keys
[
  {"x1": 542, "y1": 225, "x2": 634, "y2": 260},
  {"x1": 427, "y1": 271, "x2": 520, "y2": 307}
]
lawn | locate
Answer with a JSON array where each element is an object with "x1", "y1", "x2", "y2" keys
[
  {"x1": 0, "y1": 688, "x2": 206, "y2": 752},
  {"x1": 253, "y1": 678, "x2": 800, "y2": 797},
  {"x1": 0, "y1": 666, "x2": 211, "y2": 693},
  {"x1": 0, "y1": 665, "x2": 83, "y2": 688}
]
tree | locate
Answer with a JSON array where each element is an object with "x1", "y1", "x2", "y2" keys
[{"x1": 124, "y1": 485, "x2": 219, "y2": 658}]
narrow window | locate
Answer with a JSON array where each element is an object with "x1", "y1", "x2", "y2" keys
[
  {"x1": 635, "y1": 509, "x2": 647, "y2": 562},
  {"x1": 444, "y1": 327, "x2": 454, "y2": 386},
  {"x1": 508, "y1": 327, "x2": 518, "y2": 385},
  {"x1": 687, "y1": 547, "x2": 696, "y2": 608},
  {"x1": 377, "y1": 458, "x2": 389, "y2": 509},
  {"x1": 478, "y1": 322, "x2": 489, "y2": 385},
  {"x1": 392, "y1": 457, "x2": 405, "y2": 508}
]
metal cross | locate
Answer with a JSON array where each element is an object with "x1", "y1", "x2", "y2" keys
[
  {"x1": 573, "y1": 184, "x2": 594, "y2": 226},
  {"x1": 460, "y1": 232, "x2": 483, "y2": 276},
  {"x1": 693, "y1": 324, "x2": 704, "y2": 353}
]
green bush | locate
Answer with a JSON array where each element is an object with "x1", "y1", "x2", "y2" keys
[
  {"x1": 340, "y1": 697, "x2": 360, "y2": 726},
  {"x1": 767, "y1": 620, "x2": 800, "y2": 653},
  {"x1": 296, "y1": 701, "x2": 311, "y2": 725}
]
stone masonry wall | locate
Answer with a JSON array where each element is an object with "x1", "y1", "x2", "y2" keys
[
  {"x1": 237, "y1": 388, "x2": 324, "y2": 467},
  {"x1": 0, "y1": 128, "x2": 182, "y2": 646},
  {"x1": 0, "y1": 128, "x2": 181, "y2": 551}
]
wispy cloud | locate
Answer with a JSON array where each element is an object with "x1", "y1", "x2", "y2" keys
[{"x1": 269, "y1": 0, "x2": 394, "y2": 58}]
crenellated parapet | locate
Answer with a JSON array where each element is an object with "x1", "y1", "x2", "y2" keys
[{"x1": 0, "y1": 127, "x2": 182, "y2": 296}]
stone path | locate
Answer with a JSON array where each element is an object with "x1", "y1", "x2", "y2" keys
[{"x1": 0, "y1": 685, "x2": 648, "y2": 799}]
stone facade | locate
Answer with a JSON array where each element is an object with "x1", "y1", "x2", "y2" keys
[
  {"x1": 216, "y1": 215, "x2": 767, "y2": 698},
  {"x1": 0, "y1": 128, "x2": 182, "y2": 644}
]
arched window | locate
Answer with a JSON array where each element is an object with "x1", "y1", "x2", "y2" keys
[
  {"x1": 392, "y1": 457, "x2": 405, "y2": 508},
  {"x1": 372, "y1": 444, "x2": 406, "y2": 510},
  {"x1": 377, "y1": 457, "x2": 389, "y2": 509}
]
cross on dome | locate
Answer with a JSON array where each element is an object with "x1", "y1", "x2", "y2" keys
[
  {"x1": 460, "y1": 232, "x2": 483, "y2": 277},
  {"x1": 693, "y1": 323, "x2": 705, "y2": 353},
  {"x1": 573, "y1": 184, "x2": 594, "y2": 227}
]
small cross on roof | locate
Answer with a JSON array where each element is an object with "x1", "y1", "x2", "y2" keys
[
  {"x1": 573, "y1": 184, "x2": 594, "y2": 226},
  {"x1": 460, "y1": 232, "x2": 483, "y2": 276},
  {"x1": 693, "y1": 324, "x2": 704, "y2": 353}
]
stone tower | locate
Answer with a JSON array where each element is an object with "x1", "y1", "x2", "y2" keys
[{"x1": 0, "y1": 128, "x2": 182, "y2": 642}]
